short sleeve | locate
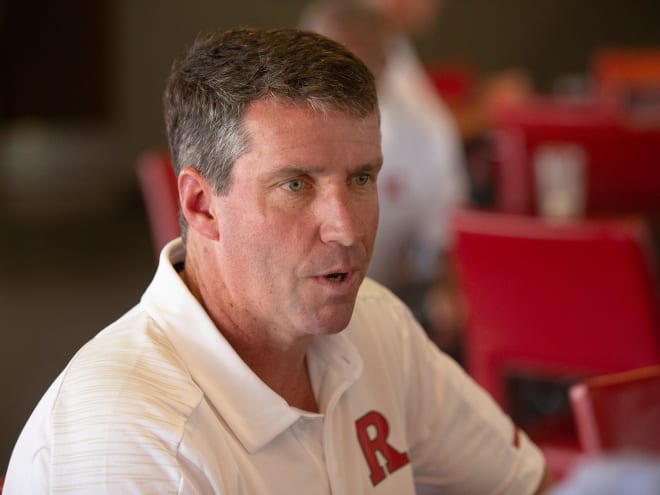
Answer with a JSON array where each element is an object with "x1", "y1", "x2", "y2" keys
[{"x1": 400, "y1": 306, "x2": 545, "y2": 494}]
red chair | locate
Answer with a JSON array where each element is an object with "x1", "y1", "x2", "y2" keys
[
  {"x1": 136, "y1": 150, "x2": 181, "y2": 257},
  {"x1": 452, "y1": 209, "x2": 660, "y2": 407},
  {"x1": 451, "y1": 209, "x2": 660, "y2": 476},
  {"x1": 491, "y1": 99, "x2": 660, "y2": 217},
  {"x1": 570, "y1": 365, "x2": 660, "y2": 456}
]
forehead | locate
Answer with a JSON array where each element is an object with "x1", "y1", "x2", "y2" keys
[{"x1": 239, "y1": 99, "x2": 382, "y2": 171}]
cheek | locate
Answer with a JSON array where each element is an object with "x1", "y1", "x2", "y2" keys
[
  {"x1": 362, "y1": 200, "x2": 380, "y2": 250},
  {"x1": 217, "y1": 212, "x2": 265, "y2": 270},
  {"x1": 225, "y1": 214, "x2": 300, "y2": 266}
]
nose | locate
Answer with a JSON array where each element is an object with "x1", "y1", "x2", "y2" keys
[{"x1": 317, "y1": 186, "x2": 365, "y2": 247}]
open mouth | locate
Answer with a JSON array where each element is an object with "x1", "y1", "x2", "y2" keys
[{"x1": 324, "y1": 272, "x2": 348, "y2": 282}]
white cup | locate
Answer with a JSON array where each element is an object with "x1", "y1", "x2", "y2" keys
[{"x1": 534, "y1": 143, "x2": 587, "y2": 219}]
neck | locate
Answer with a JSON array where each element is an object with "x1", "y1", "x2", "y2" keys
[
  {"x1": 181, "y1": 245, "x2": 319, "y2": 413},
  {"x1": 226, "y1": 328, "x2": 320, "y2": 413}
]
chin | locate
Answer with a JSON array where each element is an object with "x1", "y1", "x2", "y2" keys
[{"x1": 308, "y1": 305, "x2": 356, "y2": 336}]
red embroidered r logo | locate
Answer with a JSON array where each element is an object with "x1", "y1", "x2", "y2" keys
[{"x1": 355, "y1": 410, "x2": 410, "y2": 486}]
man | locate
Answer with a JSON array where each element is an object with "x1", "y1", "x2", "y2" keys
[{"x1": 5, "y1": 27, "x2": 552, "y2": 493}]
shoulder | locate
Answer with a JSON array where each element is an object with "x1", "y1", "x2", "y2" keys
[
  {"x1": 48, "y1": 307, "x2": 203, "y2": 485},
  {"x1": 55, "y1": 305, "x2": 203, "y2": 429},
  {"x1": 7, "y1": 305, "x2": 205, "y2": 491}
]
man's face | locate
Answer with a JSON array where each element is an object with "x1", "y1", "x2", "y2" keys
[{"x1": 209, "y1": 100, "x2": 381, "y2": 342}]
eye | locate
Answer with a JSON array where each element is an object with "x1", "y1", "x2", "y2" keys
[
  {"x1": 353, "y1": 174, "x2": 370, "y2": 186},
  {"x1": 282, "y1": 178, "x2": 305, "y2": 192}
]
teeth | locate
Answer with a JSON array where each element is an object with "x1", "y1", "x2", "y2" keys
[{"x1": 327, "y1": 273, "x2": 347, "y2": 282}]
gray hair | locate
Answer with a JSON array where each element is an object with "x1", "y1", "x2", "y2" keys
[{"x1": 163, "y1": 27, "x2": 379, "y2": 239}]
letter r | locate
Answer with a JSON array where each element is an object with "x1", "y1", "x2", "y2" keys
[{"x1": 355, "y1": 410, "x2": 410, "y2": 486}]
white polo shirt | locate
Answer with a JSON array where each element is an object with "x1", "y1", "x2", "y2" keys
[{"x1": 5, "y1": 239, "x2": 544, "y2": 494}]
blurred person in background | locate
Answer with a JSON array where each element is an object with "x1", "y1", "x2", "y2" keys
[
  {"x1": 300, "y1": 0, "x2": 469, "y2": 359},
  {"x1": 362, "y1": 0, "x2": 534, "y2": 209}
]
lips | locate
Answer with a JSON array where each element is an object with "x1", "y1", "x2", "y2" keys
[
  {"x1": 315, "y1": 266, "x2": 361, "y2": 289},
  {"x1": 324, "y1": 272, "x2": 348, "y2": 282},
  {"x1": 309, "y1": 252, "x2": 366, "y2": 287},
  {"x1": 309, "y1": 265, "x2": 363, "y2": 299}
]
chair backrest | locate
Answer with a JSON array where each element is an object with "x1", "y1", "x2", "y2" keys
[
  {"x1": 491, "y1": 99, "x2": 660, "y2": 217},
  {"x1": 135, "y1": 150, "x2": 181, "y2": 258},
  {"x1": 451, "y1": 209, "x2": 660, "y2": 411},
  {"x1": 570, "y1": 365, "x2": 660, "y2": 455}
]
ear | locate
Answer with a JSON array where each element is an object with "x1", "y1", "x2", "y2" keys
[{"x1": 178, "y1": 166, "x2": 220, "y2": 240}]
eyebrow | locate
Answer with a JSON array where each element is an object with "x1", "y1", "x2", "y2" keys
[
  {"x1": 358, "y1": 160, "x2": 383, "y2": 175},
  {"x1": 265, "y1": 160, "x2": 383, "y2": 182}
]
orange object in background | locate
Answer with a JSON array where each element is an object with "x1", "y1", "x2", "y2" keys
[
  {"x1": 594, "y1": 47, "x2": 660, "y2": 87},
  {"x1": 593, "y1": 47, "x2": 660, "y2": 118}
]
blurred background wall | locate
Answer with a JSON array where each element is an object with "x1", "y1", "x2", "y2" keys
[{"x1": 1, "y1": 0, "x2": 660, "y2": 471}]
